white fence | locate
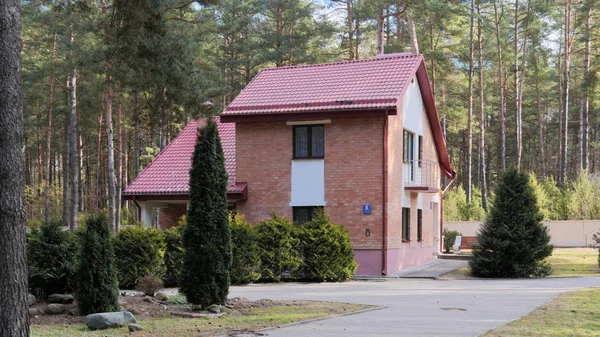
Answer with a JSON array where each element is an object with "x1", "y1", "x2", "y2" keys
[{"x1": 444, "y1": 220, "x2": 600, "y2": 248}]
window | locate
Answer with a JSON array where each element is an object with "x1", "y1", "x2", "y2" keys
[
  {"x1": 403, "y1": 130, "x2": 414, "y2": 163},
  {"x1": 417, "y1": 209, "x2": 423, "y2": 242},
  {"x1": 418, "y1": 135, "x2": 423, "y2": 167},
  {"x1": 402, "y1": 208, "x2": 410, "y2": 242},
  {"x1": 294, "y1": 125, "x2": 324, "y2": 159},
  {"x1": 293, "y1": 206, "x2": 323, "y2": 225}
]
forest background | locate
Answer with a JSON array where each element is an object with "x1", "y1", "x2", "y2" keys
[{"x1": 20, "y1": 0, "x2": 600, "y2": 229}]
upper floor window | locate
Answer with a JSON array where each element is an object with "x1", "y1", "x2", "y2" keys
[
  {"x1": 403, "y1": 130, "x2": 414, "y2": 163},
  {"x1": 294, "y1": 125, "x2": 324, "y2": 159}
]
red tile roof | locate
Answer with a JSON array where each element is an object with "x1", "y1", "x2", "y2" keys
[
  {"x1": 222, "y1": 53, "x2": 423, "y2": 116},
  {"x1": 221, "y1": 53, "x2": 455, "y2": 180},
  {"x1": 122, "y1": 117, "x2": 240, "y2": 196}
]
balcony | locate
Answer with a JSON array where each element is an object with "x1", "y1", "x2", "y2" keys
[{"x1": 403, "y1": 160, "x2": 440, "y2": 193}]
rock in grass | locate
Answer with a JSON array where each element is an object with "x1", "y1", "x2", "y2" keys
[
  {"x1": 84, "y1": 311, "x2": 136, "y2": 330},
  {"x1": 207, "y1": 304, "x2": 222, "y2": 314},
  {"x1": 44, "y1": 304, "x2": 66, "y2": 315},
  {"x1": 128, "y1": 323, "x2": 144, "y2": 332},
  {"x1": 48, "y1": 294, "x2": 74, "y2": 304},
  {"x1": 155, "y1": 292, "x2": 169, "y2": 302},
  {"x1": 29, "y1": 308, "x2": 43, "y2": 316},
  {"x1": 27, "y1": 294, "x2": 36, "y2": 306}
]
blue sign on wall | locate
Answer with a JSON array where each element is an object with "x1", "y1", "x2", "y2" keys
[{"x1": 362, "y1": 204, "x2": 372, "y2": 214}]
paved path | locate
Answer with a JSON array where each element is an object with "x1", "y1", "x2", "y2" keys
[
  {"x1": 387, "y1": 259, "x2": 469, "y2": 279},
  {"x1": 229, "y1": 277, "x2": 600, "y2": 337}
]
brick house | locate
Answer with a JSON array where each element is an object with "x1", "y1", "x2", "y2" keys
[{"x1": 123, "y1": 53, "x2": 455, "y2": 276}]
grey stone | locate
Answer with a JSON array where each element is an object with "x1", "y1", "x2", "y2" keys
[
  {"x1": 142, "y1": 296, "x2": 154, "y2": 303},
  {"x1": 48, "y1": 294, "x2": 74, "y2": 304},
  {"x1": 44, "y1": 304, "x2": 66, "y2": 315},
  {"x1": 28, "y1": 308, "x2": 43, "y2": 316},
  {"x1": 155, "y1": 292, "x2": 169, "y2": 302},
  {"x1": 128, "y1": 323, "x2": 144, "y2": 332},
  {"x1": 27, "y1": 294, "x2": 36, "y2": 306},
  {"x1": 85, "y1": 311, "x2": 136, "y2": 330},
  {"x1": 207, "y1": 304, "x2": 222, "y2": 314},
  {"x1": 68, "y1": 308, "x2": 81, "y2": 316}
]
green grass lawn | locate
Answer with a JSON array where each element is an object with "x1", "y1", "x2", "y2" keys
[
  {"x1": 439, "y1": 248, "x2": 600, "y2": 280},
  {"x1": 482, "y1": 287, "x2": 600, "y2": 337},
  {"x1": 547, "y1": 248, "x2": 600, "y2": 277},
  {"x1": 31, "y1": 301, "x2": 376, "y2": 337}
]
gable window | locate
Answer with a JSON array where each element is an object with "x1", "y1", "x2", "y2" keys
[
  {"x1": 417, "y1": 209, "x2": 423, "y2": 242},
  {"x1": 293, "y1": 206, "x2": 323, "y2": 225},
  {"x1": 294, "y1": 125, "x2": 324, "y2": 159},
  {"x1": 402, "y1": 208, "x2": 410, "y2": 242},
  {"x1": 403, "y1": 130, "x2": 414, "y2": 163}
]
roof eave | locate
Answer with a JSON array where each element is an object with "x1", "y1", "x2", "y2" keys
[
  {"x1": 415, "y1": 61, "x2": 456, "y2": 180},
  {"x1": 220, "y1": 108, "x2": 396, "y2": 123}
]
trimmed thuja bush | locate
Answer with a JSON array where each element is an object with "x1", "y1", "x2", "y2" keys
[
  {"x1": 443, "y1": 229, "x2": 461, "y2": 253},
  {"x1": 27, "y1": 220, "x2": 79, "y2": 296},
  {"x1": 255, "y1": 214, "x2": 302, "y2": 282},
  {"x1": 229, "y1": 213, "x2": 261, "y2": 285},
  {"x1": 180, "y1": 118, "x2": 232, "y2": 307},
  {"x1": 113, "y1": 226, "x2": 166, "y2": 289},
  {"x1": 76, "y1": 214, "x2": 120, "y2": 315},
  {"x1": 470, "y1": 168, "x2": 553, "y2": 278},
  {"x1": 162, "y1": 225, "x2": 185, "y2": 288},
  {"x1": 296, "y1": 212, "x2": 357, "y2": 282}
]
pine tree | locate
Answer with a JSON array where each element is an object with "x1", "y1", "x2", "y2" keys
[
  {"x1": 180, "y1": 118, "x2": 231, "y2": 308},
  {"x1": 76, "y1": 214, "x2": 120, "y2": 315},
  {"x1": 470, "y1": 168, "x2": 553, "y2": 278}
]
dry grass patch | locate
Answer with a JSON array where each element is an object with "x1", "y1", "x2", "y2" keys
[
  {"x1": 482, "y1": 287, "x2": 600, "y2": 337},
  {"x1": 31, "y1": 298, "x2": 377, "y2": 337}
]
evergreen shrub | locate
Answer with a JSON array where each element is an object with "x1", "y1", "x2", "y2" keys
[
  {"x1": 443, "y1": 229, "x2": 462, "y2": 253},
  {"x1": 162, "y1": 225, "x2": 185, "y2": 287},
  {"x1": 27, "y1": 220, "x2": 79, "y2": 296},
  {"x1": 136, "y1": 275, "x2": 164, "y2": 296},
  {"x1": 255, "y1": 214, "x2": 302, "y2": 282},
  {"x1": 113, "y1": 226, "x2": 166, "y2": 289},
  {"x1": 296, "y1": 212, "x2": 357, "y2": 282},
  {"x1": 76, "y1": 214, "x2": 120, "y2": 315},
  {"x1": 180, "y1": 119, "x2": 231, "y2": 307},
  {"x1": 229, "y1": 213, "x2": 261, "y2": 285},
  {"x1": 469, "y1": 168, "x2": 553, "y2": 278}
]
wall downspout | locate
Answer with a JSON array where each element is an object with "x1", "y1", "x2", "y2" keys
[
  {"x1": 382, "y1": 112, "x2": 389, "y2": 275},
  {"x1": 440, "y1": 179, "x2": 455, "y2": 253}
]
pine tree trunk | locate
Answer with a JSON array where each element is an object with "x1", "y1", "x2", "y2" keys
[
  {"x1": 536, "y1": 75, "x2": 546, "y2": 177},
  {"x1": 45, "y1": 32, "x2": 57, "y2": 223},
  {"x1": 62, "y1": 122, "x2": 69, "y2": 227},
  {"x1": 346, "y1": 0, "x2": 354, "y2": 59},
  {"x1": 514, "y1": 0, "x2": 521, "y2": 170},
  {"x1": 477, "y1": 0, "x2": 486, "y2": 211},
  {"x1": 561, "y1": 0, "x2": 572, "y2": 185},
  {"x1": 581, "y1": 5, "x2": 591, "y2": 170},
  {"x1": 377, "y1": 8, "x2": 384, "y2": 55},
  {"x1": 78, "y1": 126, "x2": 84, "y2": 213},
  {"x1": 466, "y1": 0, "x2": 474, "y2": 203},
  {"x1": 105, "y1": 73, "x2": 116, "y2": 232},
  {"x1": 518, "y1": 4, "x2": 530, "y2": 170},
  {"x1": 67, "y1": 0, "x2": 79, "y2": 230},
  {"x1": 116, "y1": 98, "x2": 123, "y2": 232},
  {"x1": 134, "y1": 93, "x2": 140, "y2": 176},
  {"x1": 493, "y1": 3, "x2": 506, "y2": 172},
  {"x1": 407, "y1": 14, "x2": 419, "y2": 54},
  {"x1": 0, "y1": 0, "x2": 29, "y2": 334}
]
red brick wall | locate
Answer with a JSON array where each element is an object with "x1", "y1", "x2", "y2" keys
[
  {"x1": 235, "y1": 118, "x2": 385, "y2": 251},
  {"x1": 159, "y1": 203, "x2": 187, "y2": 230},
  {"x1": 324, "y1": 117, "x2": 384, "y2": 250},
  {"x1": 236, "y1": 122, "x2": 293, "y2": 224}
]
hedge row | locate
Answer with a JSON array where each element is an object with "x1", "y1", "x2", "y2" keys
[{"x1": 27, "y1": 212, "x2": 358, "y2": 292}]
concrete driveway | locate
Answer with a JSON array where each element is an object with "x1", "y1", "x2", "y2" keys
[{"x1": 229, "y1": 277, "x2": 600, "y2": 337}]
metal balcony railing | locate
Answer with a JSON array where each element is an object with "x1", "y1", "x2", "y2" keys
[{"x1": 403, "y1": 160, "x2": 440, "y2": 193}]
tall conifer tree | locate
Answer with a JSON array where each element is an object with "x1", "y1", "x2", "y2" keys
[
  {"x1": 180, "y1": 118, "x2": 231, "y2": 307},
  {"x1": 470, "y1": 168, "x2": 553, "y2": 278}
]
